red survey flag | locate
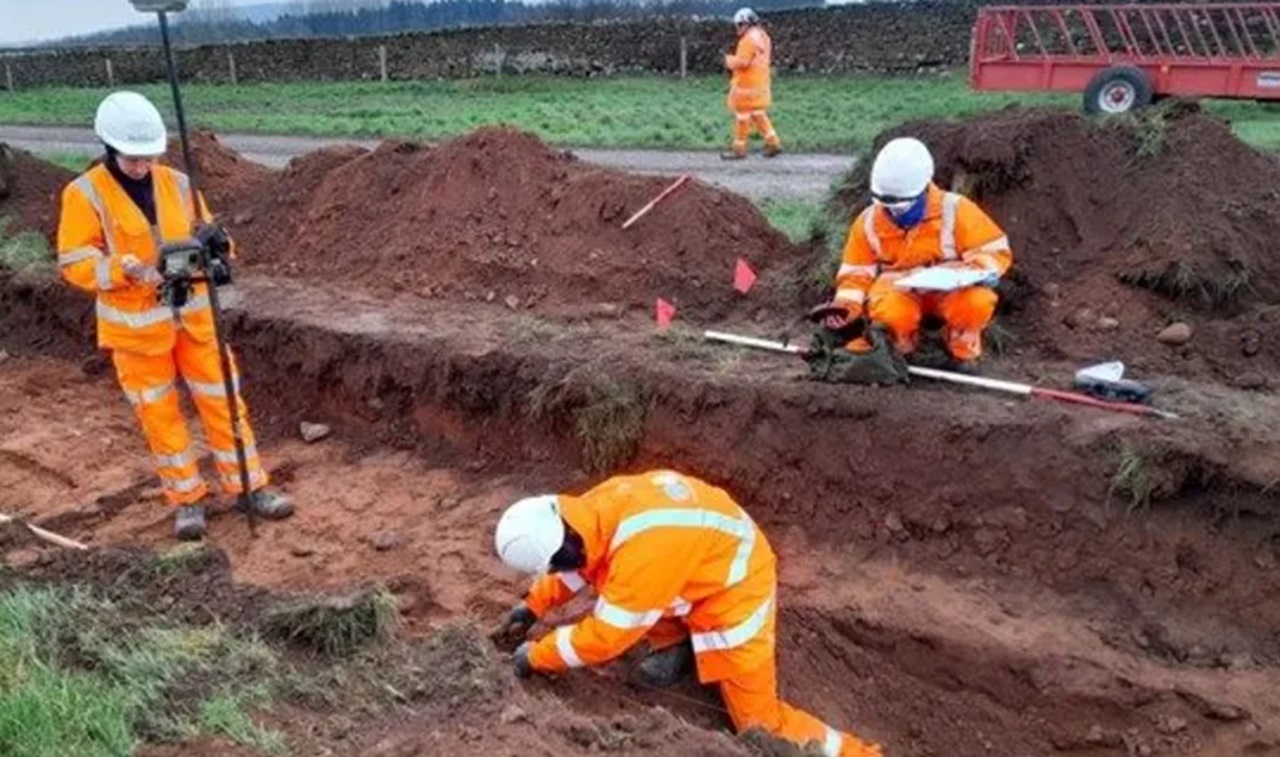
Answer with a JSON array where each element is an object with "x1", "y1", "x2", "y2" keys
[
  {"x1": 734, "y1": 258, "x2": 758, "y2": 294},
  {"x1": 655, "y1": 298, "x2": 677, "y2": 330}
]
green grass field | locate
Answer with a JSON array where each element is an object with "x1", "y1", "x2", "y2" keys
[{"x1": 4, "y1": 73, "x2": 1278, "y2": 153}]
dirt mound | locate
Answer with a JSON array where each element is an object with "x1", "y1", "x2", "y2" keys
[
  {"x1": 835, "y1": 104, "x2": 1280, "y2": 382},
  {"x1": 220, "y1": 127, "x2": 806, "y2": 321},
  {"x1": 164, "y1": 130, "x2": 270, "y2": 212},
  {"x1": 0, "y1": 144, "x2": 74, "y2": 241}
]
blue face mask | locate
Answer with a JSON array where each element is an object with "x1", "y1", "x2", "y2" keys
[{"x1": 882, "y1": 194, "x2": 927, "y2": 229}]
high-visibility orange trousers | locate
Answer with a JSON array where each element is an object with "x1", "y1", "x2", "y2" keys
[
  {"x1": 644, "y1": 620, "x2": 882, "y2": 757},
  {"x1": 732, "y1": 110, "x2": 781, "y2": 154},
  {"x1": 111, "y1": 330, "x2": 268, "y2": 506},
  {"x1": 868, "y1": 278, "x2": 998, "y2": 361}
]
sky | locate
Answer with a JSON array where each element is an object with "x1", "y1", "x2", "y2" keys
[{"x1": 0, "y1": 0, "x2": 261, "y2": 45}]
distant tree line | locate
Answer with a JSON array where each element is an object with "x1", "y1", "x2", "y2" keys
[{"x1": 45, "y1": 0, "x2": 822, "y2": 48}]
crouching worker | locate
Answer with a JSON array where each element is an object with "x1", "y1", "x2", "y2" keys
[
  {"x1": 491, "y1": 470, "x2": 883, "y2": 757},
  {"x1": 56, "y1": 91, "x2": 293, "y2": 541},
  {"x1": 824, "y1": 137, "x2": 1013, "y2": 367}
]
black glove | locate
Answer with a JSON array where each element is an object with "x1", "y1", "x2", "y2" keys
[
  {"x1": 196, "y1": 223, "x2": 233, "y2": 286},
  {"x1": 513, "y1": 640, "x2": 535, "y2": 679},
  {"x1": 489, "y1": 603, "x2": 537, "y2": 651}
]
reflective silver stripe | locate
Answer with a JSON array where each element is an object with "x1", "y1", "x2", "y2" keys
[
  {"x1": 862, "y1": 209, "x2": 881, "y2": 259},
  {"x1": 95, "y1": 257, "x2": 114, "y2": 291},
  {"x1": 154, "y1": 448, "x2": 195, "y2": 470},
  {"x1": 834, "y1": 288, "x2": 866, "y2": 305},
  {"x1": 97, "y1": 300, "x2": 177, "y2": 329},
  {"x1": 940, "y1": 192, "x2": 961, "y2": 261},
  {"x1": 837, "y1": 263, "x2": 877, "y2": 279},
  {"x1": 73, "y1": 176, "x2": 116, "y2": 256},
  {"x1": 212, "y1": 445, "x2": 258, "y2": 465},
  {"x1": 965, "y1": 235, "x2": 1009, "y2": 255},
  {"x1": 690, "y1": 593, "x2": 773, "y2": 654},
  {"x1": 735, "y1": 113, "x2": 752, "y2": 121},
  {"x1": 594, "y1": 597, "x2": 662, "y2": 630},
  {"x1": 186, "y1": 374, "x2": 241, "y2": 398},
  {"x1": 124, "y1": 381, "x2": 173, "y2": 406},
  {"x1": 558, "y1": 571, "x2": 587, "y2": 592},
  {"x1": 174, "y1": 171, "x2": 195, "y2": 225},
  {"x1": 822, "y1": 726, "x2": 842, "y2": 757},
  {"x1": 164, "y1": 474, "x2": 205, "y2": 494},
  {"x1": 555, "y1": 625, "x2": 584, "y2": 668},
  {"x1": 220, "y1": 467, "x2": 267, "y2": 490},
  {"x1": 668, "y1": 597, "x2": 692, "y2": 617},
  {"x1": 610, "y1": 506, "x2": 757, "y2": 589},
  {"x1": 59, "y1": 246, "x2": 102, "y2": 266},
  {"x1": 179, "y1": 293, "x2": 211, "y2": 313}
]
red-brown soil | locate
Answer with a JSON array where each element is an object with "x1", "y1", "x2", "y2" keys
[
  {"x1": 203, "y1": 127, "x2": 808, "y2": 322},
  {"x1": 0, "y1": 143, "x2": 74, "y2": 242},
  {"x1": 3, "y1": 119, "x2": 1279, "y2": 756}
]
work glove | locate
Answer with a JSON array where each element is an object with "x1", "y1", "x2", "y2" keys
[
  {"x1": 120, "y1": 254, "x2": 162, "y2": 286},
  {"x1": 513, "y1": 640, "x2": 535, "y2": 679},
  {"x1": 809, "y1": 302, "x2": 860, "y2": 331},
  {"x1": 489, "y1": 603, "x2": 537, "y2": 651}
]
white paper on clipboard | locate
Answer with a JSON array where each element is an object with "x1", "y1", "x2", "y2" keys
[{"x1": 893, "y1": 267, "x2": 991, "y2": 292}]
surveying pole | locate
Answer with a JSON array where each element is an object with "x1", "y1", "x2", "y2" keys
[{"x1": 128, "y1": 0, "x2": 259, "y2": 534}]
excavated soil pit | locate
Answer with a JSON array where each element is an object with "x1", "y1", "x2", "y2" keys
[{"x1": 4, "y1": 127, "x2": 1280, "y2": 755}]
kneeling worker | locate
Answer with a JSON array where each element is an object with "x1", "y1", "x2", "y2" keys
[
  {"x1": 492, "y1": 470, "x2": 883, "y2": 757},
  {"x1": 57, "y1": 91, "x2": 293, "y2": 541},
  {"x1": 826, "y1": 137, "x2": 1013, "y2": 365}
]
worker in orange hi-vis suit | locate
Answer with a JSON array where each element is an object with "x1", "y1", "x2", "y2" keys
[
  {"x1": 823, "y1": 137, "x2": 1013, "y2": 365},
  {"x1": 491, "y1": 471, "x2": 884, "y2": 757},
  {"x1": 722, "y1": 7, "x2": 782, "y2": 160},
  {"x1": 57, "y1": 91, "x2": 294, "y2": 542}
]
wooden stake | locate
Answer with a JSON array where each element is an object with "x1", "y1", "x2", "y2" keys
[{"x1": 0, "y1": 512, "x2": 88, "y2": 551}]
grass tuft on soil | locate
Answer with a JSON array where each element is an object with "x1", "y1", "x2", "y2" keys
[
  {"x1": 528, "y1": 365, "x2": 650, "y2": 474},
  {"x1": 0, "y1": 583, "x2": 282, "y2": 756},
  {"x1": 1109, "y1": 442, "x2": 1162, "y2": 513},
  {"x1": 262, "y1": 588, "x2": 398, "y2": 657},
  {"x1": 0, "y1": 216, "x2": 53, "y2": 273}
]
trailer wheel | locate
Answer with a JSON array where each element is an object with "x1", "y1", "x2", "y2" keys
[{"x1": 1083, "y1": 66, "x2": 1154, "y2": 115}]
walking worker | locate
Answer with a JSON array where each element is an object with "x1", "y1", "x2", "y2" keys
[
  {"x1": 492, "y1": 470, "x2": 883, "y2": 757},
  {"x1": 723, "y1": 7, "x2": 782, "y2": 160},
  {"x1": 56, "y1": 90, "x2": 293, "y2": 541}
]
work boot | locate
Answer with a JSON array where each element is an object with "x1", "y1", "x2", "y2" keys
[
  {"x1": 236, "y1": 487, "x2": 295, "y2": 520},
  {"x1": 631, "y1": 640, "x2": 694, "y2": 688},
  {"x1": 763, "y1": 143, "x2": 782, "y2": 159},
  {"x1": 174, "y1": 504, "x2": 207, "y2": 542}
]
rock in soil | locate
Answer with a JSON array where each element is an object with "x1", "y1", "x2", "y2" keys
[
  {"x1": 299, "y1": 421, "x2": 332, "y2": 443},
  {"x1": 1157, "y1": 322, "x2": 1194, "y2": 345}
]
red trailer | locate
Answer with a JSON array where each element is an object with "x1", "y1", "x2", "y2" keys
[{"x1": 969, "y1": 3, "x2": 1280, "y2": 113}]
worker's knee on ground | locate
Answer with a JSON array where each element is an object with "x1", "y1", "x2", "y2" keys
[{"x1": 939, "y1": 286, "x2": 998, "y2": 329}]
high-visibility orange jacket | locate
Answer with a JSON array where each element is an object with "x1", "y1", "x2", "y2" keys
[
  {"x1": 57, "y1": 163, "x2": 217, "y2": 356},
  {"x1": 725, "y1": 27, "x2": 773, "y2": 113},
  {"x1": 526, "y1": 471, "x2": 777, "y2": 684},
  {"x1": 833, "y1": 183, "x2": 1012, "y2": 312}
]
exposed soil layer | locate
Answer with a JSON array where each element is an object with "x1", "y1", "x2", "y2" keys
[
  {"x1": 4, "y1": 126, "x2": 1280, "y2": 756},
  {"x1": 833, "y1": 104, "x2": 1280, "y2": 386},
  {"x1": 4, "y1": 271, "x2": 1280, "y2": 755},
  {"x1": 0, "y1": 143, "x2": 74, "y2": 242},
  {"x1": 210, "y1": 127, "x2": 809, "y2": 322}
]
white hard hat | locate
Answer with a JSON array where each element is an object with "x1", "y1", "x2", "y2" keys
[
  {"x1": 494, "y1": 495, "x2": 566, "y2": 574},
  {"x1": 870, "y1": 137, "x2": 935, "y2": 200},
  {"x1": 733, "y1": 7, "x2": 758, "y2": 24},
  {"x1": 94, "y1": 91, "x2": 167, "y2": 157}
]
